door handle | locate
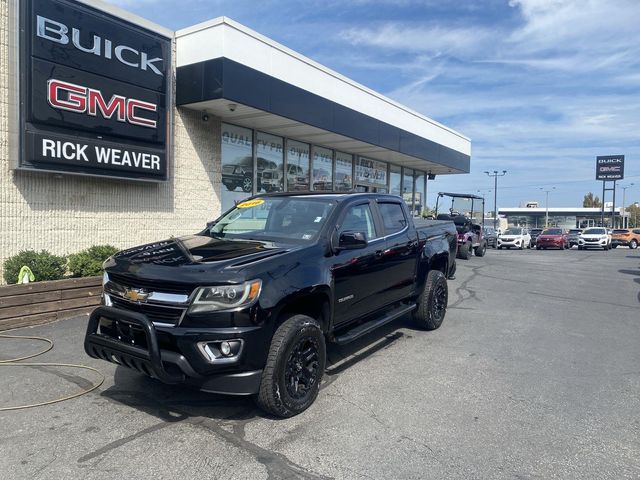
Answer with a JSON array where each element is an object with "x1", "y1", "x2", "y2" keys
[{"x1": 375, "y1": 250, "x2": 385, "y2": 258}]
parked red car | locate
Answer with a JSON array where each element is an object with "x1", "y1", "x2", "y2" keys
[{"x1": 535, "y1": 228, "x2": 569, "y2": 250}]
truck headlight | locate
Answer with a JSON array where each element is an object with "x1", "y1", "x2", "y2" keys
[{"x1": 188, "y1": 280, "x2": 262, "y2": 314}]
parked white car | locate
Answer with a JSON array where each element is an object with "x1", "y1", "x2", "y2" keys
[
  {"x1": 498, "y1": 227, "x2": 532, "y2": 250},
  {"x1": 578, "y1": 227, "x2": 612, "y2": 250}
]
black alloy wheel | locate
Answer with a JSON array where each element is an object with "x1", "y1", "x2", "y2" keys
[
  {"x1": 284, "y1": 336, "x2": 321, "y2": 400},
  {"x1": 431, "y1": 280, "x2": 447, "y2": 324},
  {"x1": 414, "y1": 269, "x2": 448, "y2": 330},
  {"x1": 256, "y1": 315, "x2": 326, "y2": 417}
]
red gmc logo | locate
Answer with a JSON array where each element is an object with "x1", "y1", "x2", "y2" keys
[{"x1": 47, "y1": 79, "x2": 157, "y2": 129}]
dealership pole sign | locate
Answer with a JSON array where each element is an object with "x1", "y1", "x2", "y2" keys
[
  {"x1": 17, "y1": 0, "x2": 171, "y2": 181},
  {"x1": 596, "y1": 155, "x2": 624, "y2": 181}
]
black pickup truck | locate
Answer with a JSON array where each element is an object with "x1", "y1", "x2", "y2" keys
[{"x1": 85, "y1": 192, "x2": 457, "y2": 417}]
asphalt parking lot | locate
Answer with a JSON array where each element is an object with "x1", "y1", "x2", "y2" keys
[{"x1": 1, "y1": 247, "x2": 639, "y2": 479}]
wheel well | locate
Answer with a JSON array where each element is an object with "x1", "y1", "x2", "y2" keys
[
  {"x1": 430, "y1": 254, "x2": 448, "y2": 275},
  {"x1": 276, "y1": 292, "x2": 331, "y2": 332}
]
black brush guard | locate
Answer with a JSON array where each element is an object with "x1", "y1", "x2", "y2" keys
[{"x1": 85, "y1": 306, "x2": 192, "y2": 384}]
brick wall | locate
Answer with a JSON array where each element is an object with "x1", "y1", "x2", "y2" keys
[{"x1": 0, "y1": 1, "x2": 222, "y2": 284}]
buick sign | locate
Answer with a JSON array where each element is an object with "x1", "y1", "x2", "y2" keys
[
  {"x1": 596, "y1": 155, "x2": 624, "y2": 181},
  {"x1": 18, "y1": 0, "x2": 171, "y2": 181}
]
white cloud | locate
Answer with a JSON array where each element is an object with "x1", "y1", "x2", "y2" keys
[{"x1": 341, "y1": 24, "x2": 496, "y2": 58}]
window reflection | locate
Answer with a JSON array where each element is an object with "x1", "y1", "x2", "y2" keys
[
  {"x1": 256, "y1": 132, "x2": 284, "y2": 194},
  {"x1": 221, "y1": 124, "x2": 253, "y2": 212},
  {"x1": 335, "y1": 152, "x2": 353, "y2": 191},
  {"x1": 313, "y1": 146, "x2": 333, "y2": 191},
  {"x1": 286, "y1": 140, "x2": 310, "y2": 191}
]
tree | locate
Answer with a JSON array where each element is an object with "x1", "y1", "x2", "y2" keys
[
  {"x1": 583, "y1": 192, "x2": 602, "y2": 208},
  {"x1": 626, "y1": 204, "x2": 639, "y2": 228}
]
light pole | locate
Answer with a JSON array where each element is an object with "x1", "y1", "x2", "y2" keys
[
  {"x1": 484, "y1": 170, "x2": 507, "y2": 230},
  {"x1": 477, "y1": 189, "x2": 491, "y2": 224},
  {"x1": 540, "y1": 187, "x2": 556, "y2": 228},
  {"x1": 619, "y1": 183, "x2": 634, "y2": 228}
]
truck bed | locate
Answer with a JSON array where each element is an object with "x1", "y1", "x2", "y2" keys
[{"x1": 413, "y1": 218, "x2": 457, "y2": 238}]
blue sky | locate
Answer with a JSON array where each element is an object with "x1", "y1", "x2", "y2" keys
[{"x1": 108, "y1": 0, "x2": 640, "y2": 210}]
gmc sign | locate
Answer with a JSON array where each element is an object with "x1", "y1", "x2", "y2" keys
[
  {"x1": 596, "y1": 155, "x2": 625, "y2": 181},
  {"x1": 47, "y1": 79, "x2": 158, "y2": 129},
  {"x1": 18, "y1": 0, "x2": 171, "y2": 181}
]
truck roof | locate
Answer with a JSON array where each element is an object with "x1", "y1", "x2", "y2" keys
[{"x1": 255, "y1": 191, "x2": 404, "y2": 202}]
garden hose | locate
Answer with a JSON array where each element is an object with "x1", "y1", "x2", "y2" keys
[{"x1": 0, "y1": 333, "x2": 104, "y2": 412}]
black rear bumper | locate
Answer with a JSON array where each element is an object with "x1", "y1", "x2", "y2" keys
[{"x1": 85, "y1": 306, "x2": 262, "y2": 395}]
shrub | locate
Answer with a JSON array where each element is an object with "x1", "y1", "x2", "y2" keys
[
  {"x1": 3, "y1": 250, "x2": 67, "y2": 284},
  {"x1": 67, "y1": 245, "x2": 119, "y2": 278}
]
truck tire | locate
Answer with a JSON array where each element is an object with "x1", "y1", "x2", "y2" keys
[
  {"x1": 255, "y1": 315, "x2": 326, "y2": 418},
  {"x1": 414, "y1": 270, "x2": 448, "y2": 330},
  {"x1": 458, "y1": 242, "x2": 471, "y2": 260},
  {"x1": 474, "y1": 241, "x2": 486, "y2": 257}
]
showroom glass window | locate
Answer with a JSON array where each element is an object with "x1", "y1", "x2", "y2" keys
[
  {"x1": 403, "y1": 168, "x2": 414, "y2": 212},
  {"x1": 221, "y1": 124, "x2": 253, "y2": 212},
  {"x1": 335, "y1": 151, "x2": 353, "y2": 191},
  {"x1": 414, "y1": 171, "x2": 425, "y2": 217},
  {"x1": 286, "y1": 140, "x2": 310, "y2": 191},
  {"x1": 256, "y1": 132, "x2": 284, "y2": 195},
  {"x1": 390, "y1": 164, "x2": 402, "y2": 197},
  {"x1": 313, "y1": 146, "x2": 333, "y2": 191},
  {"x1": 355, "y1": 157, "x2": 388, "y2": 191}
]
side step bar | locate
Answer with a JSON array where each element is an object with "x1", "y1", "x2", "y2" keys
[{"x1": 333, "y1": 304, "x2": 417, "y2": 345}]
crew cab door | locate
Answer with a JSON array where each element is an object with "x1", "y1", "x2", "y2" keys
[
  {"x1": 375, "y1": 200, "x2": 419, "y2": 306},
  {"x1": 331, "y1": 201, "x2": 388, "y2": 325}
]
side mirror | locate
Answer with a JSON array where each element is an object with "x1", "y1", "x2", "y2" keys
[{"x1": 338, "y1": 231, "x2": 368, "y2": 250}]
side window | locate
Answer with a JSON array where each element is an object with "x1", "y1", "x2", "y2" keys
[
  {"x1": 340, "y1": 204, "x2": 377, "y2": 240},
  {"x1": 378, "y1": 202, "x2": 407, "y2": 234},
  {"x1": 634, "y1": 229, "x2": 640, "y2": 235}
]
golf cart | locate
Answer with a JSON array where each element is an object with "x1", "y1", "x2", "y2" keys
[{"x1": 435, "y1": 192, "x2": 488, "y2": 260}]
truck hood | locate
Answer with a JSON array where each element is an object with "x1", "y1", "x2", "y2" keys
[{"x1": 104, "y1": 235, "x2": 293, "y2": 283}]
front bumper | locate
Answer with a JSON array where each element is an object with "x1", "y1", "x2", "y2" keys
[
  {"x1": 498, "y1": 239, "x2": 522, "y2": 247},
  {"x1": 579, "y1": 239, "x2": 608, "y2": 248},
  {"x1": 85, "y1": 306, "x2": 264, "y2": 395},
  {"x1": 537, "y1": 239, "x2": 563, "y2": 247}
]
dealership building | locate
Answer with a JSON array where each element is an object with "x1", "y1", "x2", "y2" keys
[
  {"x1": 498, "y1": 207, "x2": 624, "y2": 229},
  {"x1": 0, "y1": 0, "x2": 471, "y2": 283}
]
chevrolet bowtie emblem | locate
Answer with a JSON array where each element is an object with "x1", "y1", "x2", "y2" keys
[{"x1": 123, "y1": 288, "x2": 149, "y2": 303}]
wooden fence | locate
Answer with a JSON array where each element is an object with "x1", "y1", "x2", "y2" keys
[{"x1": 0, "y1": 276, "x2": 102, "y2": 331}]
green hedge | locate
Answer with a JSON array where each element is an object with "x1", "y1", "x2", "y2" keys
[
  {"x1": 67, "y1": 245, "x2": 119, "y2": 278},
  {"x1": 3, "y1": 250, "x2": 67, "y2": 284}
]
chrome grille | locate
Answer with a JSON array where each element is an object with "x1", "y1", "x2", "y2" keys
[{"x1": 104, "y1": 274, "x2": 193, "y2": 326}]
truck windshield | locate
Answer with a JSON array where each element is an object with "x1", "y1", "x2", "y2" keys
[{"x1": 208, "y1": 197, "x2": 336, "y2": 243}]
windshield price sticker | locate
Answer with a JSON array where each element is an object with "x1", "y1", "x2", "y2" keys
[{"x1": 237, "y1": 199, "x2": 265, "y2": 209}]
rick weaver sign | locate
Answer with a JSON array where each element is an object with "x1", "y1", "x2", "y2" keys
[
  {"x1": 596, "y1": 155, "x2": 624, "y2": 181},
  {"x1": 17, "y1": 0, "x2": 171, "y2": 181}
]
